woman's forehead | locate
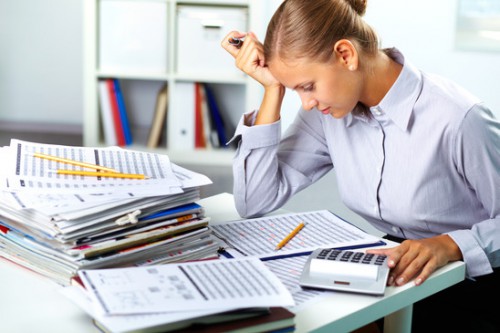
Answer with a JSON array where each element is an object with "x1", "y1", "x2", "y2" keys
[{"x1": 269, "y1": 57, "x2": 325, "y2": 88}]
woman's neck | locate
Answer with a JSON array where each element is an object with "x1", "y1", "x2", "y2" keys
[{"x1": 360, "y1": 50, "x2": 403, "y2": 107}]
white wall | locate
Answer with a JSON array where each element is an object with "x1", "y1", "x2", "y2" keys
[
  {"x1": 0, "y1": 0, "x2": 83, "y2": 126},
  {"x1": 364, "y1": 0, "x2": 500, "y2": 118},
  {"x1": 0, "y1": 0, "x2": 498, "y2": 131}
]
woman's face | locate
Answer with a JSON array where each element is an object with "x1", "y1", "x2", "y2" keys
[{"x1": 269, "y1": 56, "x2": 363, "y2": 118}]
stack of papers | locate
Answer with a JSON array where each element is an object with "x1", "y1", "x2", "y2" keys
[
  {"x1": 0, "y1": 139, "x2": 219, "y2": 285},
  {"x1": 63, "y1": 257, "x2": 295, "y2": 333}
]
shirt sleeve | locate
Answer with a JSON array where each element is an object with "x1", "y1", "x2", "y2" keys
[
  {"x1": 231, "y1": 109, "x2": 333, "y2": 218},
  {"x1": 447, "y1": 103, "x2": 500, "y2": 277}
]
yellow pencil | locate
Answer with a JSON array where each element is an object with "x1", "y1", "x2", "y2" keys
[
  {"x1": 57, "y1": 169, "x2": 147, "y2": 179},
  {"x1": 275, "y1": 222, "x2": 305, "y2": 250},
  {"x1": 33, "y1": 152, "x2": 119, "y2": 173}
]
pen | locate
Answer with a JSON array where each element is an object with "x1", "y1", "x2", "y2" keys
[
  {"x1": 56, "y1": 169, "x2": 147, "y2": 179},
  {"x1": 228, "y1": 37, "x2": 243, "y2": 48},
  {"x1": 275, "y1": 221, "x2": 305, "y2": 250},
  {"x1": 33, "y1": 152, "x2": 119, "y2": 173}
]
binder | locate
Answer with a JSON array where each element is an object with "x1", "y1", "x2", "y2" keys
[
  {"x1": 147, "y1": 83, "x2": 168, "y2": 148},
  {"x1": 204, "y1": 84, "x2": 228, "y2": 147},
  {"x1": 168, "y1": 82, "x2": 195, "y2": 150},
  {"x1": 106, "y1": 79, "x2": 126, "y2": 146},
  {"x1": 98, "y1": 80, "x2": 117, "y2": 146},
  {"x1": 113, "y1": 79, "x2": 133, "y2": 145},
  {"x1": 194, "y1": 82, "x2": 206, "y2": 148}
]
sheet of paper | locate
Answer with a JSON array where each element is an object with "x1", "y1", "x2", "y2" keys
[
  {"x1": 79, "y1": 257, "x2": 294, "y2": 315},
  {"x1": 263, "y1": 255, "x2": 332, "y2": 312},
  {"x1": 0, "y1": 153, "x2": 211, "y2": 213},
  {"x1": 211, "y1": 210, "x2": 381, "y2": 258},
  {"x1": 3, "y1": 139, "x2": 182, "y2": 195},
  {"x1": 60, "y1": 286, "x2": 237, "y2": 333}
]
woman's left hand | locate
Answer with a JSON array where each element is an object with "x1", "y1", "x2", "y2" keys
[{"x1": 367, "y1": 234, "x2": 462, "y2": 286}]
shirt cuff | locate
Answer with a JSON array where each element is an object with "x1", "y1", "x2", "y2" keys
[
  {"x1": 228, "y1": 110, "x2": 282, "y2": 149},
  {"x1": 447, "y1": 229, "x2": 493, "y2": 278}
]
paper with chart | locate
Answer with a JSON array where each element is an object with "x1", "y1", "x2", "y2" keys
[
  {"x1": 78, "y1": 257, "x2": 294, "y2": 315},
  {"x1": 263, "y1": 255, "x2": 332, "y2": 312},
  {"x1": 60, "y1": 286, "x2": 242, "y2": 333},
  {"x1": 210, "y1": 210, "x2": 382, "y2": 258},
  {"x1": 2, "y1": 139, "x2": 182, "y2": 196},
  {"x1": 0, "y1": 162, "x2": 211, "y2": 214}
]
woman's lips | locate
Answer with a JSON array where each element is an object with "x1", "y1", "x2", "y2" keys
[{"x1": 320, "y1": 107, "x2": 330, "y2": 115}]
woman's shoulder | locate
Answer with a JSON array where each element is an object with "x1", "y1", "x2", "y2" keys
[{"x1": 420, "y1": 72, "x2": 481, "y2": 114}]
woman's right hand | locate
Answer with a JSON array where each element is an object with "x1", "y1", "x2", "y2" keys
[{"x1": 221, "y1": 31, "x2": 281, "y2": 89}]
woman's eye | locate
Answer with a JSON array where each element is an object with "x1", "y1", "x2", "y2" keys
[{"x1": 302, "y1": 85, "x2": 314, "y2": 92}]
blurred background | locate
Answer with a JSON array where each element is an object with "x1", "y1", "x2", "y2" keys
[{"x1": 1, "y1": 0, "x2": 499, "y2": 235}]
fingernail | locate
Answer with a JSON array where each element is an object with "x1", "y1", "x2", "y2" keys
[
  {"x1": 415, "y1": 278, "x2": 422, "y2": 286},
  {"x1": 388, "y1": 275, "x2": 394, "y2": 285},
  {"x1": 396, "y1": 277, "x2": 405, "y2": 285},
  {"x1": 388, "y1": 260, "x2": 395, "y2": 267}
]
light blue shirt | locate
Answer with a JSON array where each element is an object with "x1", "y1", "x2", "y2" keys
[{"x1": 230, "y1": 49, "x2": 500, "y2": 278}]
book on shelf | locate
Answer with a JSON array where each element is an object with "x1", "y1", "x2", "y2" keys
[
  {"x1": 200, "y1": 83, "x2": 219, "y2": 148},
  {"x1": 194, "y1": 82, "x2": 206, "y2": 149},
  {"x1": 204, "y1": 83, "x2": 228, "y2": 148},
  {"x1": 106, "y1": 78, "x2": 127, "y2": 146},
  {"x1": 147, "y1": 83, "x2": 168, "y2": 148},
  {"x1": 113, "y1": 78, "x2": 133, "y2": 145},
  {"x1": 98, "y1": 80, "x2": 117, "y2": 146},
  {"x1": 168, "y1": 82, "x2": 233, "y2": 151}
]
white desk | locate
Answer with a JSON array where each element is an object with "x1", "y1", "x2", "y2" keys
[{"x1": 0, "y1": 192, "x2": 465, "y2": 333}]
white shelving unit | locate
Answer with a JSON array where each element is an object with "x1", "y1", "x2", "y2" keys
[{"x1": 83, "y1": 0, "x2": 268, "y2": 165}]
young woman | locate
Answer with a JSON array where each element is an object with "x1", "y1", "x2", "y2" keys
[{"x1": 221, "y1": 0, "x2": 500, "y2": 331}]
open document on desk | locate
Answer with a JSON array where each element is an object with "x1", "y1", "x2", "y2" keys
[
  {"x1": 210, "y1": 210, "x2": 385, "y2": 259},
  {"x1": 61, "y1": 257, "x2": 296, "y2": 333},
  {"x1": 78, "y1": 257, "x2": 294, "y2": 315}
]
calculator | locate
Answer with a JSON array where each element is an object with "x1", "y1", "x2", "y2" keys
[{"x1": 299, "y1": 248, "x2": 390, "y2": 296}]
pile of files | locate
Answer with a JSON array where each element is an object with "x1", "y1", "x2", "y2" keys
[{"x1": 0, "y1": 139, "x2": 219, "y2": 285}]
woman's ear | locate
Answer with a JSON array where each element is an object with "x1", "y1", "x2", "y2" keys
[{"x1": 333, "y1": 39, "x2": 359, "y2": 71}]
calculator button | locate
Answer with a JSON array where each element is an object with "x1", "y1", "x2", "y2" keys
[{"x1": 340, "y1": 251, "x2": 354, "y2": 261}]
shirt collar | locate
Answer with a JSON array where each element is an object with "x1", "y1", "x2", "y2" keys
[{"x1": 346, "y1": 48, "x2": 423, "y2": 131}]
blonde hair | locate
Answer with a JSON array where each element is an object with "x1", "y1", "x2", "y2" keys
[{"x1": 264, "y1": 0, "x2": 379, "y2": 63}]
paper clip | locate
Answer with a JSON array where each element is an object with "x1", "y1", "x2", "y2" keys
[{"x1": 115, "y1": 210, "x2": 141, "y2": 226}]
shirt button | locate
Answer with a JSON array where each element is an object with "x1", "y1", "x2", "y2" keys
[
  {"x1": 391, "y1": 226, "x2": 399, "y2": 233},
  {"x1": 372, "y1": 106, "x2": 383, "y2": 116}
]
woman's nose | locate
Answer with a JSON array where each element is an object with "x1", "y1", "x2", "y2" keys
[{"x1": 300, "y1": 95, "x2": 317, "y2": 111}]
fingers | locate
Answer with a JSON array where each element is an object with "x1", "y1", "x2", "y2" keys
[
  {"x1": 373, "y1": 237, "x2": 455, "y2": 287},
  {"x1": 221, "y1": 31, "x2": 247, "y2": 57}
]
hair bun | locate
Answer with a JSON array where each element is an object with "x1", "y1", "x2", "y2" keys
[{"x1": 345, "y1": 0, "x2": 367, "y2": 16}]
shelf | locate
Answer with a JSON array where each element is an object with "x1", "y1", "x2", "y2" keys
[{"x1": 83, "y1": 0, "x2": 266, "y2": 165}]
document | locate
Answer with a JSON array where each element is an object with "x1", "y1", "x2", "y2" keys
[
  {"x1": 61, "y1": 286, "x2": 269, "y2": 333},
  {"x1": 263, "y1": 255, "x2": 332, "y2": 312},
  {"x1": 211, "y1": 210, "x2": 382, "y2": 258},
  {"x1": 3, "y1": 139, "x2": 182, "y2": 195},
  {"x1": 78, "y1": 257, "x2": 294, "y2": 315}
]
